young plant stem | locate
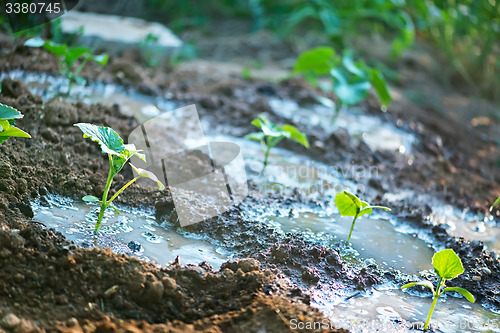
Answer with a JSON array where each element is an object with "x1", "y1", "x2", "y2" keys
[
  {"x1": 347, "y1": 212, "x2": 360, "y2": 242},
  {"x1": 105, "y1": 177, "x2": 139, "y2": 206},
  {"x1": 424, "y1": 277, "x2": 444, "y2": 331},
  {"x1": 95, "y1": 154, "x2": 114, "y2": 233},
  {"x1": 94, "y1": 173, "x2": 142, "y2": 232},
  {"x1": 262, "y1": 138, "x2": 271, "y2": 172},
  {"x1": 330, "y1": 102, "x2": 342, "y2": 125}
]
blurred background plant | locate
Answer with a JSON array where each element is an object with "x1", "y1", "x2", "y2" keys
[
  {"x1": 406, "y1": 0, "x2": 500, "y2": 99},
  {"x1": 1, "y1": 0, "x2": 498, "y2": 101}
]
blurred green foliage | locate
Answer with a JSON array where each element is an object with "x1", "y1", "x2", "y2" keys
[
  {"x1": 250, "y1": 0, "x2": 414, "y2": 58},
  {"x1": 0, "y1": 0, "x2": 497, "y2": 99},
  {"x1": 293, "y1": 46, "x2": 392, "y2": 116},
  {"x1": 406, "y1": 0, "x2": 500, "y2": 99}
]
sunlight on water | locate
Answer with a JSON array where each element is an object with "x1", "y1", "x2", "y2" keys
[
  {"x1": 269, "y1": 98, "x2": 417, "y2": 154},
  {"x1": 32, "y1": 195, "x2": 228, "y2": 269},
  {"x1": 261, "y1": 210, "x2": 434, "y2": 274}
]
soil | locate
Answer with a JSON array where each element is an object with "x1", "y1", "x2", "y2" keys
[{"x1": 0, "y1": 15, "x2": 499, "y2": 333}]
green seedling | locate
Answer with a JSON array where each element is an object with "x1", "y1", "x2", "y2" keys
[
  {"x1": 24, "y1": 37, "x2": 108, "y2": 93},
  {"x1": 335, "y1": 190, "x2": 391, "y2": 242},
  {"x1": 490, "y1": 195, "x2": 500, "y2": 212},
  {"x1": 245, "y1": 115, "x2": 309, "y2": 171},
  {"x1": 293, "y1": 47, "x2": 391, "y2": 122},
  {"x1": 139, "y1": 33, "x2": 162, "y2": 68},
  {"x1": 75, "y1": 123, "x2": 164, "y2": 233},
  {"x1": 402, "y1": 249, "x2": 475, "y2": 331},
  {"x1": 0, "y1": 103, "x2": 31, "y2": 143}
]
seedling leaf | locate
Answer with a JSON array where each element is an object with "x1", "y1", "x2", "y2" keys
[
  {"x1": 401, "y1": 280, "x2": 435, "y2": 294},
  {"x1": 244, "y1": 132, "x2": 266, "y2": 141},
  {"x1": 282, "y1": 124, "x2": 310, "y2": 148},
  {"x1": 293, "y1": 46, "x2": 337, "y2": 76},
  {"x1": 330, "y1": 68, "x2": 371, "y2": 105},
  {"x1": 82, "y1": 195, "x2": 100, "y2": 202},
  {"x1": 335, "y1": 191, "x2": 359, "y2": 216},
  {"x1": 74, "y1": 123, "x2": 125, "y2": 156},
  {"x1": 65, "y1": 47, "x2": 91, "y2": 64},
  {"x1": 443, "y1": 287, "x2": 475, "y2": 303},
  {"x1": 130, "y1": 164, "x2": 165, "y2": 190},
  {"x1": 91, "y1": 54, "x2": 109, "y2": 66},
  {"x1": 368, "y1": 69, "x2": 392, "y2": 108},
  {"x1": 316, "y1": 96, "x2": 335, "y2": 109},
  {"x1": 342, "y1": 53, "x2": 366, "y2": 78},
  {"x1": 0, "y1": 126, "x2": 31, "y2": 138},
  {"x1": 0, "y1": 103, "x2": 23, "y2": 120},
  {"x1": 24, "y1": 36, "x2": 45, "y2": 47},
  {"x1": 43, "y1": 40, "x2": 67, "y2": 56},
  {"x1": 246, "y1": 115, "x2": 309, "y2": 171},
  {"x1": 490, "y1": 195, "x2": 500, "y2": 211},
  {"x1": 432, "y1": 249, "x2": 465, "y2": 280}
]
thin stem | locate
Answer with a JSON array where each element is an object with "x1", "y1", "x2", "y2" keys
[
  {"x1": 424, "y1": 277, "x2": 444, "y2": 331},
  {"x1": 347, "y1": 212, "x2": 359, "y2": 242},
  {"x1": 74, "y1": 56, "x2": 90, "y2": 79},
  {"x1": 262, "y1": 138, "x2": 271, "y2": 173},
  {"x1": 94, "y1": 155, "x2": 114, "y2": 233},
  {"x1": 105, "y1": 176, "x2": 140, "y2": 208},
  {"x1": 330, "y1": 102, "x2": 342, "y2": 125}
]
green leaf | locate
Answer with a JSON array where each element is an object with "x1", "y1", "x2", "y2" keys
[
  {"x1": 294, "y1": 46, "x2": 337, "y2": 76},
  {"x1": 42, "y1": 40, "x2": 67, "y2": 57},
  {"x1": 65, "y1": 47, "x2": 91, "y2": 64},
  {"x1": 285, "y1": 6, "x2": 315, "y2": 36},
  {"x1": 335, "y1": 191, "x2": 390, "y2": 217},
  {"x1": 443, "y1": 287, "x2": 475, "y2": 303},
  {"x1": 251, "y1": 116, "x2": 284, "y2": 138},
  {"x1": 368, "y1": 69, "x2": 392, "y2": 108},
  {"x1": 357, "y1": 200, "x2": 373, "y2": 217},
  {"x1": 75, "y1": 123, "x2": 145, "y2": 177},
  {"x1": 244, "y1": 132, "x2": 265, "y2": 141},
  {"x1": 432, "y1": 249, "x2": 465, "y2": 280},
  {"x1": 91, "y1": 54, "x2": 109, "y2": 66},
  {"x1": 110, "y1": 155, "x2": 127, "y2": 177},
  {"x1": 282, "y1": 124, "x2": 309, "y2": 148},
  {"x1": 24, "y1": 36, "x2": 45, "y2": 47},
  {"x1": 0, "y1": 120, "x2": 9, "y2": 131},
  {"x1": 130, "y1": 164, "x2": 165, "y2": 190},
  {"x1": 490, "y1": 195, "x2": 500, "y2": 211},
  {"x1": 0, "y1": 126, "x2": 31, "y2": 139},
  {"x1": 82, "y1": 195, "x2": 100, "y2": 202},
  {"x1": 331, "y1": 68, "x2": 371, "y2": 105},
  {"x1": 401, "y1": 280, "x2": 435, "y2": 294},
  {"x1": 316, "y1": 96, "x2": 335, "y2": 109},
  {"x1": 335, "y1": 191, "x2": 361, "y2": 216},
  {"x1": 0, "y1": 103, "x2": 23, "y2": 120},
  {"x1": 74, "y1": 123, "x2": 126, "y2": 156},
  {"x1": 318, "y1": 8, "x2": 340, "y2": 37},
  {"x1": 342, "y1": 53, "x2": 366, "y2": 78}
]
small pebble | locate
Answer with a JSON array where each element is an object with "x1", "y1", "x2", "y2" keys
[
  {"x1": 0, "y1": 313, "x2": 20, "y2": 329},
  {"x1": 481, "y1": 267, "x2": 492, "y2": 275}
]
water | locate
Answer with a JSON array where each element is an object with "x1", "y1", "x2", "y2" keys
[
  {"x1": 268, "y1": 98, "x2": 417, "y2": 154},
  {"x1": 0, "y1": 71, "x2": 177, "y2": 122},
  {"x1": 32, "y1": 195, "x2": 228, "y2": 269},
  {"x1": 384, "y1": 190, "x2": 500, "y2": 254},
  {"x1": 260, "y1": 210, "x2": 434, "y2": 274},
  {"x1": 428, "y1": 204, "x2": 500, "y2": 253},
  {"x1": 322, "y1": 287, "x2": 500, "y2": 333}
]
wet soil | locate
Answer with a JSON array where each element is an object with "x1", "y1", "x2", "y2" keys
[{"x1": 0, "y1": 25, "x2": 499, "y2": 332}]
